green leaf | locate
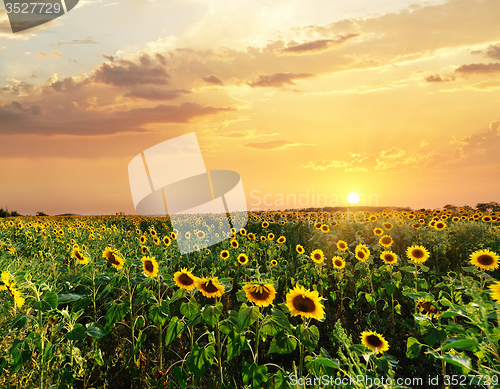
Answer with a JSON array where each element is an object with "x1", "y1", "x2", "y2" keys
[
  {"x1": 268, "y1": 331, "x2": 297, "y2": 354},
  {"x1": 384, "y1": 283, "x2": 396, "y2": 296},
  {"x1": 203, "y1": 302, "x2": 223, "y2": 327},
  {"x1": 438, "y1": 337, "x2": 478, "y2": 352},
  {"x1": 186, "y1": 343, "x2": 215, "y2": 379},
  {"x1": 34, "y1": 291, "x2": 58, "y2": 312},
  {"x1": 373, "y1": 355, "x2": 390, "y2": 373},
  {"x1": 58, "y1": 294, "x2": 83, "y2": 303},
  {"x1": 86, "y1": 323, "x2": 110, "y2": 339},
  {"x1": 406, "y1": 337, "x2": 422, "y2": 359},
  {"x1": 426, "y1": 350, "x2": 471, "y2": 370},
  {"x1": 165, "y1": 317, "x2": 185, "y2": 346},
  {"x1": 219, "y1": 278, "x2": 234, "y2": 294},
  {"x1": 66, "y1": 323, "x2": 87, "y2": 341},
  {"x1": 365, "y1": 293, "x2": 376, "y2": 305},
  {"x1": 296, "y1": 324, "x2": 319, "y2": 353},
  {"x1": 309, "y1": 357, "x2": 340, "y2": 369},
  {"x1": 227, "y1": 334, "x2": 247, "y2": 361},
  {"x1": 271, "y1": 369, "x2": 293, "y2": 389},
  {"x1": 238, "y1": 303, "x2": 259, "y2": 331},
  {"x1": 72, "y1": 295, "x2": 91, "y2": 312},
  {"x1": 105, "y1": 301, "x2": 129, "y2": 330},
  {"x1": 424, "y1": 328, "x2": 447, "y2": 347},
  {"x1": 169, "y1": 288, "x2": 186, "y2": 305},
  {"x1": 180, "y1": 297, "x2": 200, "y2": 320},
  {"x1": 149, "y1": 301, "x2": 169, "y2": 325},
  {"x1": 173, "y1": 366, "x2": 188, "y2": 389},
  {"x1": 242, "y1": 362, "x2": 268, "y2": 388},
  {"x1": 89, "y1": 348, "x2": 104, "y2": 366},
  {"x1": 134, "y1": 330, "x2": 146, "y2": 354},
  {"x1": 9, "y1": 315, "x2": 27, "y2": 332}
]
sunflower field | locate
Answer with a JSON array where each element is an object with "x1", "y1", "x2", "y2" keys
[{"x1": 1, "y1": 208, "x2": 500, "y2": 388}]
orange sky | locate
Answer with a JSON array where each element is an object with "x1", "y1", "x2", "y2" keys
[{"x1": 1, "y1": 0, "x2": 500, "y2": 215}]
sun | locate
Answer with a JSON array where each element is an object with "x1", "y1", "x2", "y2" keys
[{"x1": 347, "y1": 192, "x2": 360, "y2": 204}]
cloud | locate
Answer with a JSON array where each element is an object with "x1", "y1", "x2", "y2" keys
[
  {"x1": 486, "y1": 44, "x2": 500, "y2": 60},
  {"x1": 202, "y1": 75, "x2": 224, "y2": 86},
  {"x1": 424, "y1": 74, "x2": 456, "y2": 82},
  {"x1": 0, "y1": 102, "x2": 235, "y2": 136},
  {"x1": 247, "y1": 73, "x2": 316, "y2": 88},
  {"x1": 243, "y1": 139, "x2": 307, "y2": 150},
  {"x1": 55, "y1": 37, "x2": 100, "y2": 45},
  {"x1": 50, "y1": 77, "x2": 90, "y2": 92},
  {"x1": 212, "y1": 129, "x2": 277, "y2": 139},
  {"x1": 455, "y1": 62, "x2": 500, "y2": 75},
  {"x1": 420, "y1": 141, "x2": 429, "y2": 148},
  {"x1": 25, "y1": 50, "x2": 63, "y2": 59},
  {"x1": 124, "y1": 87, "x2": 191, "y2": 100},
  {"x1": 1, "y1": 81, "x2": 36, "y2": 96},
  {"x1": 92, "y1": 53, "x2": 170, "y2": 86},
  {"x1": 281, "y1": 33, "x2": 360, "y2": 55},
  {"x1": 454, "y1": 120, "x2": 500, "y2": 153},
  {"x1": 379, "y1": 147, "x2": 405, "y2": 159}
]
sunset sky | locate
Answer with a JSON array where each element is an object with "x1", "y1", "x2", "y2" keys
[{"x1": 1, "y1": 0, "x2": 500, "y2": 215}]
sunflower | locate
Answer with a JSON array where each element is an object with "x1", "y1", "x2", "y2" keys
[
  {"x1": 72, "y1": 248, "x2": 89, "y2": 265},
  {"x1": 380, "y1": 251, "x2": 398, "y2": 265},
  {"x1": 311, "y1": 249, "x2": 324, "y2": 264},
  {"x1": 336, "y1": 240, "x2": 348, "y2": 251},
  {"x1": 360, "y1": 331, "x2": 389, "y2": 354},
  {"x1": 406, "y1": 245, "x2": 430, "y2": 263},
  {"x1": 0, "y1": 271, "x2": 25, "y2": 308},
  {"x1": 379, "y1": 235, "x2": 393, "y2": 248},
  {"x1": 434, "y1": 221, "x2": 447, "y2": 231},
  {"x1": 321, "y1": 224, "x2": 330, "y2": 233},
  {"x1": 247, "y1": 233, "x2": 256, "y2": 240},
  {"x1": 277, "y1": 236, "x2": 286, "y2": 244},
  {"x1": 262, "y1": 222, "x2": 269, "y2": 228},
  {"x1": 196, "y1": 277, "x2": 225, "y2": 298},
  {"x1": 185, "y1": 231, "x2": 191, "y2": 239},
  {"x1": 412, "y1": 224, "x2": 422, "y2": 229},
  {"x1": 163, "y1": 236, "x2": 171, "y2": 246},
  {"x1": 355, "y1": 244, "x2": 370, "y2": 262},
  {"x1": 243, "y1": 283, "x2": 276, "y2": 307},
  {"x1": 382, "y1": 222, "x2": 393, "y2": 231},
  {"x1": 170, "y1": 232, "x2": 177, "y2": 239},
  {"x1": 230, "y1": 240, "x2": 239, "y2": 249},
  {"x1": 268, "y1": 233, "x2": 275, "y2": 240},
  {"x1": 173, "y1": 268, "x2": 198, "y2": 291},
  {"x1": 102, "y1": 247, "x2": 125, "y2": 270},
  {"x1": 470, "y1": 249, "x2": 500, "y2": 271},
  {"x1": 197, "y1": 230, "x2": 206, "y2": 239},
  {"x1": 260, "y1": 236, "x2": 267, "y2": 242},
  {"x1": 332, "y1": 256, "x2": 346, "y2": 269},
  {"x1": 416, "y1": 299, "x2": 439, "y2": 319},
  {"x1": 220, "y1": 250, "x2": 230, "y2": 259},
  {"x1": 296, "y1": 244, "x2": 305, "y2": 254},
  {"x1": 140, "y1": 235, "x2": 147, "y2": 244},
  {"x1": 237, "y1": 253, "x2": 249, "y2": 265},
  {"x1": 141, "y1": 256, "x2": 159, "y2": 278},
  {"x1": 488, "y1": 281, "x2": 500, "y2": 302},
  {"x1": 285, "y1": 285, "x2": 325, "y2": 321}
]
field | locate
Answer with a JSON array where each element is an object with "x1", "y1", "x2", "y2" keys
[{"x1": 1, "y1": 208, "x2": 500, "y2": 388}]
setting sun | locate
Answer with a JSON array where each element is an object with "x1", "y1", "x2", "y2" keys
[{"x1": 347, "y1": 192, "x2": 360, "y2": 204}]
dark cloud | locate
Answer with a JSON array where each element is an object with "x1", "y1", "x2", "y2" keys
[
  {"x1": 155, "y1": 53, "x2": 167, "y2": 66},
  {"x1": 455, "y1": 62, "x2": 500, "y2": 74},
  {"x1": 50, "y1": 77, "x2": 90, "y2": 92},
  {"x1": 124, "y1": 87, "x2": 191, "y2": 100},
  {"x1": 424, "y1": 74, "x2": 456, "y2": 82},
  {"x1": 0, "y1": 81, "x2": 36, "y2": 96},
  {"x1": 243, "y1": 140, "x2": 305, "y2": 150},
  {"x1": 486, "y1": 44, "x2": 500, "y2": 60},
  {"x1": 247, "y1": 73, "x2": 316, "y2": 88},
  {"x1": 202, "y1": 75, "x2": 224, "y2": 86},
  {"x1": 0, "y1": 102, "x2": 234, "y2": 136},
  {"x1": 92, "y1": 54, "x2": 170, "y2": 86},
  {"x1": 103, "y1": 54, "x2": 116, "y2": 62},
  {"x1": 281, "y1": 33, "x2": 359, "y2": 55}
]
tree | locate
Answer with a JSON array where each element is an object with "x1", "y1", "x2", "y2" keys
[
  {"x1": 36, "y1": 211, "x2": 48, "y2": 216},
  {"x1": 443, "y1": 204, "x2": 457, "y2": 210}
]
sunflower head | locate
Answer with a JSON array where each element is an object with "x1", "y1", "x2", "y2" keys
[
  {"x1": 332, "y1": 256, "x2": 346, "y2": 269},
  {"x1": 296, "y1": 244, "x2": 305, "y2": 254},
  {"x1": 220, "y1": 250, "x2": 230, "y2": 259},
  {"x1": 361, "y1": 330, "x2": 390, "y2": 354},
  {"x1": 72, "y1": 248, "x2": 89, "y2": 265},
  {"x1": 102, "y1": 247, "x2": 125, "y2": 270},
  {"x1": 230, "y1": 240, "x2": 239, "y2": 249},
  {"x1": 416, "y1": 299, "x2": 439, "y2": 319},
  {"x1": 382, "y1": 222, "x2": 393, "y2": 231},
  {"x1": 237, "y1": 253, "x2": 249, "y2": 265},
  {"x1": 380, "y1": 251, "x2": 398, "y2": 265},
  {"x1": 196, "y1": 277, "x2": 225, "y2": 298},
  {"x1": 310, "y1": 249, "x2": 324, "y2": 264},
  {"x1": 379, "y1": 235, "x2": 393, "y2": 248},
  {"x1": 355, "y1": 244, "x2": 370, "y2": 262},
  {"x1": 173, "y1": 268, "x2": 198, "y2": 291},
  {"x1": 406, "y1": 245, "x2": 430, "y2": 263},
  {"x1": 470, "y1": 249, "x2": 500, "y2": 271},
  {"x1": 141, "y1": 256, "x2": 159, "y2": 278},
  {"x1": 336, "y1": 240, "x2": 348, "y2": 251},
  {"x1": 488, "y1": 281, "x2": 500, "y2": 302},
  {"x1": 285, "y1": 285, "x2": 325, "y2": 321},
  {"x1": 270, "y1": 259, "x2": 278, "y2": 266},
  {"x1": 277, "y1": 236, "x2": 286, "y2": 244},
  {"x1": 243, "y1": 283, "x2": 276, "y2": 307}
]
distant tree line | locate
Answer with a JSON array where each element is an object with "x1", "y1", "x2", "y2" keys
[
  {"x1": 444, "y1": 202, "x2": 500, "y2": 212},
  {"x1": 0, "y1": 208, "x2": 22, "y2": 217}
]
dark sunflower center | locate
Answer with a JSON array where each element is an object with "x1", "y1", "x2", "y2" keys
[
  {"x1": 340, "y1": 243, "x2": 346, "y2": 248},
  {"x1": 202, "y1": 280, "x2": 219, "y2": 293},
  {"x1": 250, "y1": 286, "x2": 270, "y2": 301},
  {"x1": 314, "y1": 253, "x2": 322, "y2": 260},
  {"x1": 75, "y1": 251, "x2": 83, "y2": 260},
  {"x1": 382, "y1": 237, "x2": 391, "y2": 244},
  {"x1": 107, "y1": 252, "x2": 119, "y2": 265},
  {"x1": 437, "y1": 223, "x2": 444, "y2": 228},
  {"x1": 222, "y1": 252, "x2": 228, "y2": 258},
  {"x1": 412, "y1": 249, "x2": 423, "y2": 258},
  {"x1": 179, "y1": 273, "x2": 194, "y2": 286},
  {"x1": 358, "y1": 251, "x2": 365, "y2": 259},
  {"x1": 145, "y1": 260, "x2": 154, "y2": 273},
  {"x1": 293, "y1": 295, "x2": 316, "y2": 313},
  {"x1": 384, "y1": 254, "x2": 395, "y2": 262},
  {"x1": 478, "y1": 255, "x2": 494, "y2": 265},
  {"x1": 335, "y1": 260, "x2": 343, "y2": 267},
  {"x1": 238, "y1": 256, "x2": 246, "y2": 263},
  {"x1": 367, "y1": 335, "x2": 383, "y2": 348}
]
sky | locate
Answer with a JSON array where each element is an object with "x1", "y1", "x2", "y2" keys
[{"x1": 1, "y1": 0, "x2": 500, "y2": 215}]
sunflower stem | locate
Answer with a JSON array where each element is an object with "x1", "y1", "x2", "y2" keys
[
  {"x1": 158, "y1": 275, "x2": 163, "y2": 373},
  {"x1": 255, "y1": 309, "x2": 260, "y2": 365}
]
